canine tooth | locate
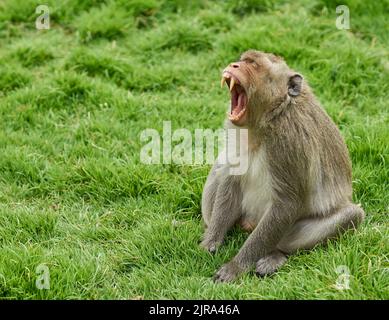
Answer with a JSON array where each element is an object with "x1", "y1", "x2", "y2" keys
[
  {"x1": 229, "y1": 77, "x2": 235, "y2": 91},
  {"x1": 221, "y1": 77, "x2": 226, "y2": 88}
]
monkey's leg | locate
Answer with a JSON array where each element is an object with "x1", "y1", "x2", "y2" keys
[
  {"x1": 254, "y1": 203, "x2": 365, "y2": 277},
  {"x1": 200, "y1": 175, "x2": 242, "y2": 253},
  {"x1": 214, "y1": 200, "x2": 297, "y2": 282},
  {"x1": 277, "y1": 203, "x2": 365, "y2": 254}
]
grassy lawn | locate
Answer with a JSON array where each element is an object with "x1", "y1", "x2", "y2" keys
[{"x1": 0, "y1": 0, "x2": 388, "y2": 299}]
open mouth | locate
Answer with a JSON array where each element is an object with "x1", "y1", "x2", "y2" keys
[{"x1": 221, "y1": 72, "x2": 248, "y2": 124}]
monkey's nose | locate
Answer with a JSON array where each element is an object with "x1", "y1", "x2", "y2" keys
[{"x1": 230, "y1": 63, "x2": 240, "y2": 68}]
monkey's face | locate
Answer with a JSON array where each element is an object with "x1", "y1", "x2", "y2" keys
[{"x1": 221, "y1": 50, "x2": 302, "y2": 126}]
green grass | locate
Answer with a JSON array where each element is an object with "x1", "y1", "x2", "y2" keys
[{"x1": 0, "y1": 0, "x2": 388, "y2": 299}]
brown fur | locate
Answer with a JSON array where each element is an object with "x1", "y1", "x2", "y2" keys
[{"x1": 201, "y1": 50, "x2": 364, "y2": 282}]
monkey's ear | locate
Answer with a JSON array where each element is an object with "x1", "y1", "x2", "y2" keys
[{"x1": 288, "y1": 74, "x2": 303, "y2": 97}]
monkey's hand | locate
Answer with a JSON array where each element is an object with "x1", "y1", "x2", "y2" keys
[
  {"x1": 200, "y1": 236, "x2": 223, "y2": 254},
  {"x1": 213, "y1": 260, "x2": 244, "y2": 283}
]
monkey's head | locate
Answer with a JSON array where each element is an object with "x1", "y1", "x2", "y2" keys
[{"x1": 221, "y1": 50, "x2": 303, "y2": 126}]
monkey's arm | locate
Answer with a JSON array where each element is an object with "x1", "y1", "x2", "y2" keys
[{"x1": 200, "y1": 174, "x2": 242, "y2": 253}]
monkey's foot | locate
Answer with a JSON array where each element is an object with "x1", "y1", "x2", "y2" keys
[
  {"x1": 255, "y1": 251, "x2": 287, "y2": 277},
  {"x1": 214, "y1": 260, "x2": 243, "y2": 283},
  {"x1": 200, "y1": 238, "x2": 223, "y2": 254}
]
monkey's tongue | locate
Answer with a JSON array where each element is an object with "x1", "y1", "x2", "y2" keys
[{"x1": 231, "y1": 92, "x2": 247, "y2": 117}]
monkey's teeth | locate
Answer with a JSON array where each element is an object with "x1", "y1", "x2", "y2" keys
[
  {"x1": 221, "y1": 77, "x2": 226, "y2": 88},
  {"x1": 229, "y1": 106, "x2": 246, "y2": 121},
  {"x1": 229, "y1": 77, "x2": 235, "y2": 91},
  {"x1": 236, "y1": 109, "x2": 245, "y2": 117}
]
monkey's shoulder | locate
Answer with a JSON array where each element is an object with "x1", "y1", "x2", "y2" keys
[{"x1": 263, "y1": 101, "x2": 343, "y2": 147}]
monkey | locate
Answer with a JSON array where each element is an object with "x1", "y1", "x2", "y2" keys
[{"x1": 200, "y1": 50, "x2": 365, "y2": 282}]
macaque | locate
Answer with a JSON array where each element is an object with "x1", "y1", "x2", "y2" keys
[{"x1": 201, "y1": 50, "x2": 364, "y2": 282}]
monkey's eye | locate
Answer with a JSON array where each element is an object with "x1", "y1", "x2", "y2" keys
[{"x1": 244, "y1": 58, "x2": 258, "y2": 68}]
